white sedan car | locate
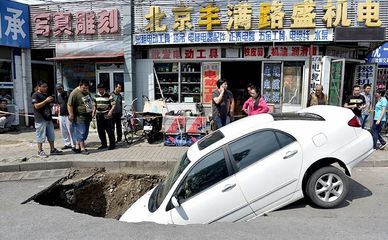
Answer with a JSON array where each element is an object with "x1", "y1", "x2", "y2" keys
[{"x1": 120, "y1": 106, "x2": 373, "y2": 225}]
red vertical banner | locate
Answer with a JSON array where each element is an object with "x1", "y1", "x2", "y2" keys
[{"x1": 202, "y1": 62, "x2": 220, "y2": 104}]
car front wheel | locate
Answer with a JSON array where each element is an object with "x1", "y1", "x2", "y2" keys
[{"x1": 306, "y1": 166, "x2": 349, "y2": 208}]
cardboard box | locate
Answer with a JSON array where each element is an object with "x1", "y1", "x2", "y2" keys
[
  {"x1": 163, "y1": 116, "x2": 186, "y2": 134},
  {"x1": 185, "y1": 116, "x2": 207, "y2": 134},
  {"x1": 164, "y1": 134, "x2": 187, "y2": 146},
  {"x1": 186, "y1": 134, "x2": 205, "y2": 146}
]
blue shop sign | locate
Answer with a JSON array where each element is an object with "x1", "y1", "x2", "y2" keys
[
  {"x1": 0, "y1": 0, "x2": 30, "y2": 48},
  {"x1": 367, "y1": 42, "x2": 388, "y2": 66},
  {"x1": 133, "y1": 28, "x2": 333, "y2": 45}
]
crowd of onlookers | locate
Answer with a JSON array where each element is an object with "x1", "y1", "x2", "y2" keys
[
  {"x1": 31, "y1": 80, "x2": 123, "y2": 158},
  {"x1": 0, "y1": 78, "x2": 387, "y2": 157}
]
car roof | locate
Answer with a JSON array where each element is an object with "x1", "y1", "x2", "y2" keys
[{"x1": 187, "y1": 105, "x2": 354, "y2": 162}]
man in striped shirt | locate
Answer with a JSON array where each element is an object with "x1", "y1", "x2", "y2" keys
[{"x1": 93, "y1": 83, "x2": 116, "y2": 150}]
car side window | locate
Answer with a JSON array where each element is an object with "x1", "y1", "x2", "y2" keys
[
  {"x1": 229, "y1": 130, "x2": 280, "y2": 171},
  {"x1": 275, "y1": 131, "x2": 296, "y2": 148},
  {"x1": 177, "y1": 149, "x2": 229, "y2": 200}
]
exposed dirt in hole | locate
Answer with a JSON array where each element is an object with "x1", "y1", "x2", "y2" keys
[{"x1": 32, "y1": 168, "x2": 165, "y2": 219}]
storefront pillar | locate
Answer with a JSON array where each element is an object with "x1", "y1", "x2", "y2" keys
[{"x1": 122, "y1": 4, "x2": 136, "y2": 108}]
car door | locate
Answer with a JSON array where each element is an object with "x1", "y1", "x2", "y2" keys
[
  {"x1": 169, "y1": 149, "x2": 254, "y2": 224},
  {"x1": 228, "y1": 130, "x2": 303, "y2": 215}
]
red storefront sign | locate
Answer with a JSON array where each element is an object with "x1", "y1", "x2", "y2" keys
[
  {"x1": 33, "y1": 9, "x2": 120, "y2": 37},
  {"x1": 149, "y1": 48, "x2": 180, "y2": 59},
  {"x1": 202, "y1": 62, "x2": 220, "y2": 104},
  {"x1": 244, "y1": 46, "x2": 318, "y2": 58}
]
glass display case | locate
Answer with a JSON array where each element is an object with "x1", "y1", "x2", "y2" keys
[
  {"x1": 154, "y1": 62, "x2": 202, "y2": 103},
  {"x1": 154, "y1": 62, "x2": 179, "y2": 102},
  {"x1": 180, "y1": 62, "x2": 201, "y2": 103}
]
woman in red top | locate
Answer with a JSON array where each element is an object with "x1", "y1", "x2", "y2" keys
[{"x1": 242, "y1": 83, "x2": 269, "y2": 116}]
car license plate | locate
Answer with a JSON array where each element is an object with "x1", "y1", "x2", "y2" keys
[{"x1": 143, "y1": 125, "x2": 153, "y2": 131}]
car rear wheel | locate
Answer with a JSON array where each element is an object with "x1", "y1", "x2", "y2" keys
[{"x1": 306, "y1": 166, "x2": 349, "y2": 208}]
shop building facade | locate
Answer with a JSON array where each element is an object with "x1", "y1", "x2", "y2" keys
[
  {"x1": 132, "y1": 0, "x2": 388, "y2": 115},
  {"x1": 0, "y1": 0, "x2": 31, "y2": 126},
  {"x1": 29, "y1": 0, "x2": 134, "y2": 106}
]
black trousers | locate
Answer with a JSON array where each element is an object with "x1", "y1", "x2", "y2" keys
[
  {"x1": 112, "y1": 113, "x2": 122, "y2": 141},
  {"x1": 96, "y1": 113, "x2": 115, "y2": 147}
]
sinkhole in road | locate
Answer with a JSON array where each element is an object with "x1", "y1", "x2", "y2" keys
[{"x1": 27, "y1": 168, "x2": 164, "y2": 220}]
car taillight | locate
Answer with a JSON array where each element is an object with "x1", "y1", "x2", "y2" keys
[{"x1": 348, "y1": 116, "x2": 361, "y2": 128}]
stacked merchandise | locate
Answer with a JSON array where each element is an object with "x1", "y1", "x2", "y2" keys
[
  {"x1": 163, "y1": 115, "x2": 207, "y2": 146},
  {"x1": 163, "y1": 115, "x2": 186, "y2": 146},
  {"x1": 185, "y1": 116, "x2": 206, "y2": 146}
]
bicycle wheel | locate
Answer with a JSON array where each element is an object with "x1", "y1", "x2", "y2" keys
[{"x1": 122, "y1": 119, "x2": 134, "y2": 145}]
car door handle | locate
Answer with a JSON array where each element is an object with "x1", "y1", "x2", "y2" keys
[
  {"x1": 283, "y1": 150, "x2": 298, "y2": 159},
  {"x1": 222, "y1": 184, "x2": 236, "y2": 192}
]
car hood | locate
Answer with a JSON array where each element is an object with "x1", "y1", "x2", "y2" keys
[{"x1": 119, "y1": 187, "x2": 154, "y2": 223}]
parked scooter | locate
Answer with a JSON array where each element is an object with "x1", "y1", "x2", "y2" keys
[{"x1": 142, "y1": 112, "x2": 163, "y2": 143}]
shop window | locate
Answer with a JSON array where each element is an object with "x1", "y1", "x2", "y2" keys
[
  {"x1": 0, "y1": 61, "x2": 12, "y2": 82},
  {"x1": 62, "y1": 63, "x2": 96, "y2": 92},
  {"x1": 181, "y1": 62, "x2": 201, "y2": 103},
  {"x1": 154, "y1": 62, "x2": 201, "y2": 103},
  {"x1": 283, "y1": 62, "x2": 304, "y2": 105},
  {"x1": 0, "y1": 61, "x2": 13, "y2": 103},
  {"x1": 154, "y1": 62, "x2": 179, "y2": 102}
]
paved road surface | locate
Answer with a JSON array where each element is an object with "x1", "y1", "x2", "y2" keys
[{"x1": 1, "y1": 167, "x2": 388, "y2": 240}]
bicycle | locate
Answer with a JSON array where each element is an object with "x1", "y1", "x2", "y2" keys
[{"x1": 121, "y1": 98, "x2": 144, "y2": 145}]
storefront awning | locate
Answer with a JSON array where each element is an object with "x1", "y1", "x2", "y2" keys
[
  {"x1": 367, "y1": 42, "x2": 388, "y2": 67},
  {"x1": 47, "y1": 41, "x2": 124, "y2": 61}
]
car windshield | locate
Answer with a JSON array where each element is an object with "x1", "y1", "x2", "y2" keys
[{"x1": 151, "y1": 152, "x2": 191, "y2": 211}]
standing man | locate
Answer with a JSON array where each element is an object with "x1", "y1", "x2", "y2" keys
[
  {"x1": 93, "y1": 83, "x2": 116, "y2": 150},
  {"x1": 360, "y1": 84, "x2": 372, "y2": 129},
  {"x1": 111, "y1": 83, "x2": 123, "y2": 143},
  {"x1": 344, "y1": 85, "x2": 366, "y2": 123},
  {"x1": 32, "y1": 81, "x2": 63, "y2": 158},
  {"x1": 371, "y1": 90, "x2": 387, "y2": 150},
  {"x1": 56, "y1": 83, "x2": 75, "y2": 150},
  {"x1": 68, "y1": 80, "x2": 93, "y2": 155},
  {"x1": 212, "y1": 79, "x2": 235, "y2": 129},
  {"x1": 307, "y1": 84, "x2": 328, "y2": 107}
]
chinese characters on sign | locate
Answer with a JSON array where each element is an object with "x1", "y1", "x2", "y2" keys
[
  {"x1": 141, "y1": 0, "x2": 382, "y2": 33},
  {"x1": 354, "y1": 64, "x2": 376, "y2": 86},
  {"x1": 310, "y1": 56, "x2": 322, "y2": 91},
  {"x1": 182, "y1": 47, "x2": 220, "y2": 59},
  {"x1": 198, "y1": 4, "x2": 221, "y2": 31},
  {"x1": 134, "y1": 28, "x2": 333, "y2": 45},
  {"x1": 263, "y1": 63, "x2": 282, "y2": 104},
  {"x1": 149, "y1": 48, "x2": 180, "y2": 59},
  {"x1": 33, "y1": 9, "x2": 120, "y2": 37},
  {"x1": 0, "y1": 0, "x2": 30, "y2": 48},
  {"x1": 323, "y1": 0, "x2": 351, "y2": 27},
  {"x1": 244, "y1": 46, "x2": 318, "y2": 58},
  {"x1": 148, "y1": 47, "x2": 220, "y2": 60},
  {"x1": 291, "y1": 0, "x2": 316, "y2": 28},
  {"x1": 202, "y1": 62, "x2": 220, "y2": 104}
]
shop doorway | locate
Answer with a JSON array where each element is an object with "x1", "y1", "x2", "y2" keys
[
  {"x1": 96, "y1": 63, "x2": 124, "y2": 93},
  {"x1": 327, "y1": 59, "x2": 363, "y2": 106},
  {"x1": 97, "y1": 71, "x2": 124, "y2": 93},
  {"x1": 221, "y1": 61, "x2": 261, "y2": 117}
]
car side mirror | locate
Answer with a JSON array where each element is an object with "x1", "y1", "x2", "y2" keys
[{"x1": 171, "y1": 195, "x2": 180, "y2": 208}]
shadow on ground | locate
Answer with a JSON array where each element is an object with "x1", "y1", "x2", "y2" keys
[{"x1": 276, "y1": 178, "x2": 372, "y2": 212}]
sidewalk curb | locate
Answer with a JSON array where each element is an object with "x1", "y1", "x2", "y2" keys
[
  {"x1": 0, "y1": 160, "x2": 178, "y2": 173},
  {"x1": 0, "y1": 159, "x2": 387, "y2": 173}
]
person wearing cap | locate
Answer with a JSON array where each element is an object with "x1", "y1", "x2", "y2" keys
[
  {"x1": 92, "y1": 83, "x2": 116, "y2": 150},
  {"x1": 56, "y1": 83, "x2": 75, "y2": 150}
]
